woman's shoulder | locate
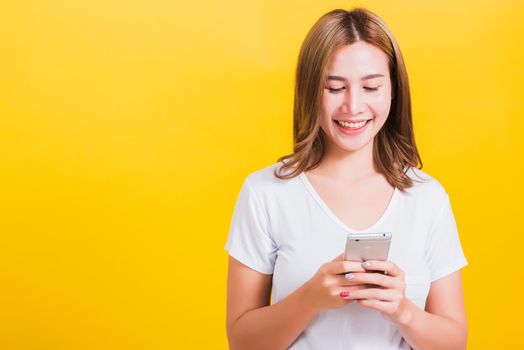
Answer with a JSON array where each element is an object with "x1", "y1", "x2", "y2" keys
[
  {"x1": 242, "y1": 161, "x2": 297, "y2": 195},
  {"x1": 403, "y1": 167, "x2": 450, "y2": 203},
  {"x1": 244, "y1": 161, "x2": 284, "y2": 182}
]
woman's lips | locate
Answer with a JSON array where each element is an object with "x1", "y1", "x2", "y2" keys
[{"x1": 333, "y1": 119, "x2": 371, "y2": 134}]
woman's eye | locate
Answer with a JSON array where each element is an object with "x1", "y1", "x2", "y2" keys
[
  {"x1": 326, "y1": 87, "x2": 345, "y2": 93},
  {"x1": 326, "y1": 86, "x2": 380, "y2": 93}
]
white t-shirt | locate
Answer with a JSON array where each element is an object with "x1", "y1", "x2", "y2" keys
[{"x1": 224, "y1": 162, "x2": 468, "y2": 350}]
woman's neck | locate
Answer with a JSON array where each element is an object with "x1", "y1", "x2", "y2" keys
[{"x1": 313, "y1": 140, "x2": 378, "y2": 183}]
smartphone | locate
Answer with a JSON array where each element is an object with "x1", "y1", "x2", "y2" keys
[{"x1": 344, "y1": 232, "x2": 392, "y2": 262}]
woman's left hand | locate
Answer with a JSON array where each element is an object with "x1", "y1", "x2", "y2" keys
[{"x1": 341, "y1": 260, "x2": 409, "y2": 324}]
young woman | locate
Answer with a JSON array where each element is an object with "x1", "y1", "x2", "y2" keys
[{"x1": 224, "y1": 7, "x2": 468, "y2": 350}]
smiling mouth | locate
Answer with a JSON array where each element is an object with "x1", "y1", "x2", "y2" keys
[{"x1": 334, "y1": 119, "x2": 371, "y2": 129}]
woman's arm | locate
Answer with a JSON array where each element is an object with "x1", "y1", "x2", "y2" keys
[
  {"x1": 395, "y1": 270, "x2": 467, "y2": 350},
  {"x1": 225, "y1": 256, "x2": 318, "y2": 350},
  {"x1": 226, "y1": 253, "x2": 370, "y2": 349},
  {"x1": 341, "y1": 261, "x2": 467, "y2": 350}
]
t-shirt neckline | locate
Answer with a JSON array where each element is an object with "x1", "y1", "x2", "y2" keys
[{"x1": 298, "y1": 171, "x2": 399, "y2": 234}]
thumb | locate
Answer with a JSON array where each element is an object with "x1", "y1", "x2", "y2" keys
[{"x1": 331, "y1": 252, "x2": 345, "y2": 262}]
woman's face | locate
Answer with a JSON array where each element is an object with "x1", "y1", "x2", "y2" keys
[{"x1": 319, "y1": 41, "x2": 393, "y2": 154}]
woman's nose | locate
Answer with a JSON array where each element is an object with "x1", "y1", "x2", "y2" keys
[{"x1": 340, "y1": 88, "x2": 365, "y2": 115}]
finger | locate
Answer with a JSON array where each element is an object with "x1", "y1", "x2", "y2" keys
[
  {"x1": 338, "y1": 284, "x2": 370, "y2": 292},
  {"x1": 343, "y1": 288, "x2": 396, "y2": 301},
  {"x1": 329, "y1": 260, "x2": 367, "y2": 275},
  {"x1": 340, "y1": 272, "x2": 396, "y2": 289},
  {"x1": 337, "y1": 274, "x2": 378, "y2": 286},
  {"x1": 357, "y1": 299, "x2": 391, "y2": 313},
  {"x1": 361, "y1": 260, "x2": 403, "y2": 277},
  {"x1": 338, "y1": 281, "x2": 382, "y2": 290},
  {"x1": 337, "y1": 284, "x2": 371, "y2": 297},
  {"x1": 331, "y1": 253, "x2": 345, "y2": 262}
]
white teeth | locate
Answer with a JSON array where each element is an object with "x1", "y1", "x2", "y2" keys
[{"x1": 336, "y1": 120, "x2": 367, "y2": 129}]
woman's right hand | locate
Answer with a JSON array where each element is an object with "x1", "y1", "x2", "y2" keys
[{"x1": 302, "y1": 253, "x2": 373, "y2": 312}]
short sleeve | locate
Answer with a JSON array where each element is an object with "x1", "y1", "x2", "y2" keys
[
  {"x1": 425, "y1": 194, "x2": 468, "y2": 282},
  {"x1": 224, "y1": 178, "x2": 277, "y2": 275}
]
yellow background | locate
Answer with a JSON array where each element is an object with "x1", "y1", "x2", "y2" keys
[{"x1": 1, "y1": 0, "x2": 522, "y2": 348}]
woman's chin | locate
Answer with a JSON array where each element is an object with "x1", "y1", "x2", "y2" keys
[{"x1": 332, "y1": 136, "x2": 375, "y2": 153}]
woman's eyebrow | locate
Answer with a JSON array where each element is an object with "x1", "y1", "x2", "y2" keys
[{"x1": 327, "y1": 74, "x2": 385, "y2": 81}]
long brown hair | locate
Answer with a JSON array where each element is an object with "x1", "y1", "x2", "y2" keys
[{"x1": 273, "y1": 7, "x2": 423, "y2": 191}]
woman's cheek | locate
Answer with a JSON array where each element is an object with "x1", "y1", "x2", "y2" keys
[
  {"x1": 371, "y1": 93, "x2": 392, "y2": 114},
  {"x1": 369, "y1": 90, "x2": 389, "y2": 103},
  {"x1": 321, "y1": 95, "x2": 334, "y2": 112}
]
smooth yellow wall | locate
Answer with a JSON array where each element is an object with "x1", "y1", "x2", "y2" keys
[{"x1": 1, "y1": 0, "x2": 522, "y2": 349}]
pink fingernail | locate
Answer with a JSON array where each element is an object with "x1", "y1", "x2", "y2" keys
[{"x1": 340, "y1": 291, "x2": 349, "y2": 297}]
